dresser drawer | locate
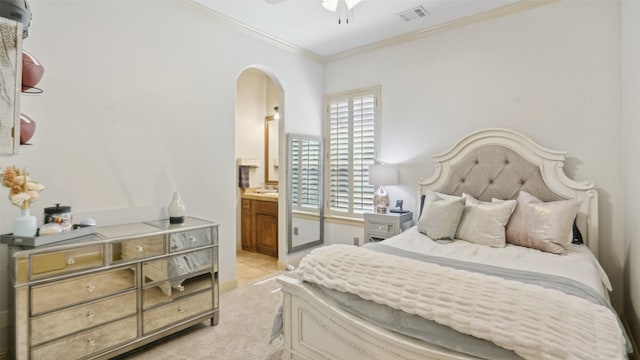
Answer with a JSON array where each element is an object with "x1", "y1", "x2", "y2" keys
[
  {"x1": 143, "y1": 248, "x2": 212, "y2": 286},
  {"x1": 31, "y1": 291, "x2": 137, "y2": 346},
  {"x1": 112, "y1": 235, "x2": 165, "y2": 263},
  {"x1": 169, "y1": 227, "x2": 215, "y2": 252},
  {"x1": 31, "y1": 315, "x2": 137, "y2": 360},
  {"x1": 31, "y1": 267, "x2": 136, "y2": 315},
  {"x1": 29, "y1": 244, "x2": 104, "y2": 280},
  {"x1": 143, "y1": 274, "x2": 212, "y2": 309},
  {"x1": 143, "y1": 290, "x2": 213, "y2": 334}
]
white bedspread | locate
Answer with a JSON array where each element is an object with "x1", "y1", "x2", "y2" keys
[
  {"x1": 383, "y1": 227, "x2": 612, "y2": 299},
  {"x1": 296, "y1": 244, "x2": 627, "y2": 360}
]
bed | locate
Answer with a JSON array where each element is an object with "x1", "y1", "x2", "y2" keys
[{"x1": 275, "y1": 128, "x2": 631, "y2": 360}]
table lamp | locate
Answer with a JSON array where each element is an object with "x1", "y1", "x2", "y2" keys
[{"x1": 368, "y1": 164, "x2": 398, "y2": 214}]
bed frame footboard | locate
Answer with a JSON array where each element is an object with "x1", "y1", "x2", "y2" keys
[{"x1": 277, "y1": 275, "x2": 479, "y2": 360}]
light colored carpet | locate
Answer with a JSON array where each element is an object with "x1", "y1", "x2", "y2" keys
[{"x1": 118, "y1": 273, "x2": 285, "y2": 360}]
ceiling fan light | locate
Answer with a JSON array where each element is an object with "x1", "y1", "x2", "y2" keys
[
  {"x1": 321, "y1": 0, "x2": 338, "y2": 12},
  {"x1": 345, "y1": 0, "x2": 361, "y2": 10}
]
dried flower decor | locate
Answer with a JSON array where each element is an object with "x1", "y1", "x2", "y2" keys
[{"x1": 1, "y1": 166, "x2": 45, "y2": 209}]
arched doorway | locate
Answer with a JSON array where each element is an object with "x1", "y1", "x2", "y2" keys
[{"x1": 234, "y1": 67, "x2": 284, "y2": 286}]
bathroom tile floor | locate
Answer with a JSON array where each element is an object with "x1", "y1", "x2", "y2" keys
[{"x1": 236, "y1": 250, "x2": 280, "y2": 286}]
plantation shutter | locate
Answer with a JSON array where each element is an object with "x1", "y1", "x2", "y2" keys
[
  {"x1": 327, "y1": 87, "x2": 379, "y2": 218},
  {"x1": 291, "y1": 138, "x2": 321, "y2": 212}
]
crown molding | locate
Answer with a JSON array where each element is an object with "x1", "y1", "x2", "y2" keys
[
  {"x1": 177, "y1": 0, "x2": 557, "y2": 64},
  {"x1": 325, "y1": 0, "x2": 559, "y2": 62},
  {"x1": 175, "y1": 0, "x2": 325, "y2": 63}
]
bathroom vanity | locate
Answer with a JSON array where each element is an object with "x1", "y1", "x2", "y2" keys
[
  {"x1": 4, "y1": 217, "x2": 218, "y2": 360},
  {"x1": 241, "y1": 191, "x2": 278, "y2": 257}
]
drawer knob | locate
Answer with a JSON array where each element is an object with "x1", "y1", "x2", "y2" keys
[
  {"x1": 86, "y1": 310, "x2": 95, "y2": 319},
  {"x1": 188, "y1": 236, "x2": 195, "y2": 242},
  {"x1": 177, "y1": 306, "x2": 185, "y2": 313},
  {"x1": 66, "y1": 257, "x2": 76, "y2": 265},
  {"x1": 86, "y1": 284, "x2": 96, "y2": 293},
  {"x1": 87, "y1": 338, "x2": 96, "y2": 347},
  {"x1": 136, "y1": 245, "x2": 144, "y2": 253}
]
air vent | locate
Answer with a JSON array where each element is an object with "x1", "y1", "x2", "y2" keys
[{"x1": 396, "y1": 6, "x2": 430, "y2": 22}]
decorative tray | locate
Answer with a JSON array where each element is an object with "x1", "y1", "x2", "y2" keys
[{"x1": 1, "y1": 225, "x2": 97, "y2": 248}]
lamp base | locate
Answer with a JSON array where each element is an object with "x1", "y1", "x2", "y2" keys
[
  {"x1": 375, "y1": 206, "x2": 388, "y2": 214},
  {"x1": 169, "y1": 216, "x2": 185, "y2": 224},
  {"x1": 373, "y1": 186, "x2": 390, "y2": 214}
]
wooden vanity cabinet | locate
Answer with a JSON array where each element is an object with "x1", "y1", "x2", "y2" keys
[
  {"x1": 5, "y1": 217, "x2": 219, "y2": 360},
  {"x1": 241, "y1": 197, "x2": 278, "y2": 257},
  {"x1": 241, "y1": 199, "x2": 254, "y2": 252}
]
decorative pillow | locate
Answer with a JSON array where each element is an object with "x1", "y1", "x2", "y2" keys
[
  {"x1": 455, "y1": 194, "x2": 516, "y2": 247},
  {"x1": 505, "y1": 191, "x2": 579, "y2": 254},
  {"x1": 416, "y1": 193, "x2": 466, "y2": 241},
  {"x1": 418, "y1": 192, "x2": 462, "y2": 220}
]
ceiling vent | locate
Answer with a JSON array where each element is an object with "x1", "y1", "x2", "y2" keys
[{"x1": 396, "y1": 6, "x2": 429, "y2": 22}]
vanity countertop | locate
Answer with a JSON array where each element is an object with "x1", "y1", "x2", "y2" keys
[{"x1": 241, "y1": 192, "x2": 279, "y2": 203}]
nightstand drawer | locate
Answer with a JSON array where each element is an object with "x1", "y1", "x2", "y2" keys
[
  {"x1": 363, "y1": 211, "x2": 414, "y2": 245},
  {"x1": 368, "y1": 222, "x2": 395, "y2": 235}
]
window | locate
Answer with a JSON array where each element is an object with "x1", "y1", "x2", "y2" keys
[
  {"x1": 325, "y1": 86, "x2": 380, "y2": 218},
  {"x1": 290, "y1": 136, "x2": 322, "y2": 213}
]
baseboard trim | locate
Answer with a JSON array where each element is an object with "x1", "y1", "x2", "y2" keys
[{"x1": 220, "y1": 279, "x2": 238, "y2": 293}]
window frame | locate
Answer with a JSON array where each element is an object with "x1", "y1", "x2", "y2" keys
[{"x1": 323, "y1": 85, "x2": 381, "y2": 220}]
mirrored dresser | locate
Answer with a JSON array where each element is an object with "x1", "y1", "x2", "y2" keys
[{"x1": 4, "y1": 217, "x2": 219, "y2": 360}]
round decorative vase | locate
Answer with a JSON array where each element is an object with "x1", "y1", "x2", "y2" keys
[
  {"x1": 13, "y1": 208, "x2": 37, "y2": 237},
  {"x1": 168, "y1": 192, "x2": 186, "y2": 224}
]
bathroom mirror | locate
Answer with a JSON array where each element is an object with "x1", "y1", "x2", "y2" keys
[
  {"x1": 287, "y1": 133, "x2": 323, "y2": 253},
  {"x1": 265, "y1": 115, "x2": 279, "y2": 185}
]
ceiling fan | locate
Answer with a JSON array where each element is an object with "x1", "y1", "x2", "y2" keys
[{"x1": 264, "y1": 0, "x2": 363, "y2": 24}]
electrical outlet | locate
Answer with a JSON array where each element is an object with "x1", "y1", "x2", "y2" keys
[{"x1": 353, "y1": 237, "x2": 359, "y2": 246}]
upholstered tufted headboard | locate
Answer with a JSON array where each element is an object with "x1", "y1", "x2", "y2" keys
[{"x1": 418, "y1": 128, "x2": 599, "y2": 256}]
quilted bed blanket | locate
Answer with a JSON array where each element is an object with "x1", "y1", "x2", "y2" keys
[{"x1": 295, "y1": 244, "x2": 628, "y2": 360}]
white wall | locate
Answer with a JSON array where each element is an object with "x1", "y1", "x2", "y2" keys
[
  {"x1": 324, "y1": 0, "x2": 625, "y2": 312},
  {"x1": 622, "y1": 0, "x2": 640, "y2": 348},
  {"x1": 0, "y1": 0, "x2": 323, "y2": 345},
  {"x1": 236, "y1": 69, "x2": 270, "y2": 189}
]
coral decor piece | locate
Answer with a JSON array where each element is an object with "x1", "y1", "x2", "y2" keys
[
  {"x1": 20, "y1": 113, "x2": 36, "y2": 144},
  {"x1": 22, "y1": 50, "x2": 44, "y2": 92},
  {"x1": 1, "y1": 166, "x2": 44, "y2": 209}
]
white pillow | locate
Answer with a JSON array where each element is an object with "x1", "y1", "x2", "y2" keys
[
  {"x1": 455, "y1": 194, "x2": 516, "y2": 247},
  {"x1": 505, "y1": 191, "x2": 579, "y2": 254},
  {"x1": 416, "y1": 193, "x2": 466, "y2": 241}
]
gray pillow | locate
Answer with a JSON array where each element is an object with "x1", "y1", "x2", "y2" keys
[{"x1": 416, "y1": 193, "x2": 466, "y2": 241}]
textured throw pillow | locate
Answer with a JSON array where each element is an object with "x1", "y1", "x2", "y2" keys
[
  {"x1": 416, "y1": 193, "x2": 466, "y2": 241},
  {"x1": 418, "y1": 192, "x2": 463, "y2": 220},
  {"x1": 455, "y1": 194, "x2": 516, "y2": 247},
  {"x1": 505, "y1": 191, "x2": 579, "y2": 254}
]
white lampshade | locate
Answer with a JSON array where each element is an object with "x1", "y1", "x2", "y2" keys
[{"x1": 368, "y1": 164, "x2": 398, "y2": 186}]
